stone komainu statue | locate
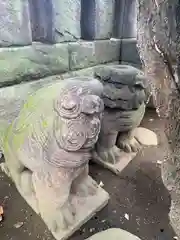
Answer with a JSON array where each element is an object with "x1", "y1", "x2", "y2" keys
[
  {"x1": 94, "y1": 65, "x2": 149, "y2": 166},
  {"x1": 0, "y1": 66, "x2": 156, "y2": 239},
  {"x1": 1, "y1": 77, "x2": 107, "y2": 234}
]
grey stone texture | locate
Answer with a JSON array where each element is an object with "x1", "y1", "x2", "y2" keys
[
  {"x1": 0, "y1": 0, "x2": 32, "y2": 47},
  {"x1": 0, "y1": 43, "x2": 69, "y2": 87},
  {"x1": 119, "y1": 63, "x2": 155, "y2": 109},
  {"x1": 91, "y1": 64, "x2": 148, "y2": 175},
  {"x1": 53, "y1": 0, "x2": 81, "y2": 42},
  {"x1": 120, "y1": 38, "x2": 141, "y2": 65},
  {"x1": 81, "y1": 0, "x2": 115, "y2": 40},
  {"x1": 120, "y1": 41, "x2": 156, "y2": 109},
  {"x1": 0, "y1": 62, "x2": 118, "y2": 134},
  {"x1": 113, "y1": 0, "x2": 137, "y2": 39},
  {"x1": 0, "y1": 76, "x2": 64, "y2": 128},
  {"x1": 94, "y1": 64, "x2": 147, "y2": 110},
  {"x1": 0, "y1": 40, "x2": 120, "y2": 88},
  {"x1": 121, "y1": 0, "x2": 137, "y2": 38},
  {"x1": 28, "y1": 0, "x2": 55, "y2": 43},
  {"x1": 69, "y1": 39, "x2": 120, "y2": 70},
  {"x1": 1, "y1": 77, "x2": 109, "y2": 240},
  {"x1": 29, "y1": 0, "x2": 81, "y2": 43}
]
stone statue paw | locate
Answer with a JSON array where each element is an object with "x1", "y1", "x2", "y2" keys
[
  {"x1": 97, "y1": 145, "x2": 121, "y2": 164},
  {"x1": 117, "y1": 134, "x2": 141, "y2": 153},
  {"x1": 49, "y1": 201, "x2": 76, "y2": 232}
]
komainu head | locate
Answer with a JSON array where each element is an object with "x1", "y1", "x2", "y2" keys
[{"x1": 53, "y1": 78, "x2": 104, "y2": 152}]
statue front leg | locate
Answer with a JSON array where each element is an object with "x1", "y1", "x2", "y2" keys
[
  {"x1": 96, "y1": 130, "x2": 121, "y2": 164},
  {"x1": 93, "y1": 109, "x2": 142, "y2": 175},
  {"x1": 72, "y1": 165, "x2": 98, "y2": 197},
  {"x1": 117, "y1": 103, "x2": 146, "y2": 153},
  {"x1": 32, "y1": 166, "x2": 75, "y2": 232}
]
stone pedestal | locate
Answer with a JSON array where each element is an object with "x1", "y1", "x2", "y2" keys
[{"x1": 93, "y1": 151, "x2": 136, "y2": 175}]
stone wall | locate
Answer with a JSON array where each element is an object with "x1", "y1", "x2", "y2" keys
[
  {"x1": 0, "y1": 0, "x2": 158, "y2": 126},
  {"x1": 0, "y1": 0, "x2": 123, "y2": 126},
  {"x1": 0, "y1": 0, "x2": 122, "y2": 86}
]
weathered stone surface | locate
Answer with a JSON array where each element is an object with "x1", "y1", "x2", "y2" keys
[
  {"x1": 93, "y1": 104, "x2": 146, "y2": 175},
  {"x1": 94, "y1": 40, "x2": 120, "y2": 65},
  {"x1": 120, "y1": 62, "x2": 155, "y2": 109},
  {"x1": 69, "y1": 41, "x2": 96, "y2": 70},
  {"x1": 0, "y1": 75, "x2": 67, "y2": 128},
  {"x1": 120, "y1": 61, "x2": 142, "y2": 69},
  {"x1": 120, "y1": 39, "x2": 141, "y2": 65},
  {"x1": 94, "y1": 64, "x2": 146, "y2": 87},
  {"x1": 70, "y1": 62, "x2": 119, "y2": 78},
  {"x1": 121, "y1": 0, "x2": 137, "y2": 38},
  {"x1": 133, "y1": 127, "x2": 158, "y2": 146},
  {"x1": 94, "y1": 64, "x2": 147, "y2": 110},
  {"x1": 0, "y1": 43, "x2": 69, "y2": 87},
  {"x1": 28, "y1": 0, "x2": 54, "y2": 43},
  {"x1": 86, "y1": 228, "x2": 141, "y2": 240},
  {"x1": 2, "y1": 77, "x2": 109, "y2": 240},
  {"x1": 68, "y1": 61, "x2": 119, "y2": 78},
  {"x1": 0, "y1": 62, "x2": 118, "y2": 132},
  {"x1": 0, "y1": 0, "x2": 32, "y2": 46},
  {"x1": 28, "y1": 0, "x2": 81, "y2": 43},
  {"x1": 53, "y1": 0, "x2": 81, "y2": 42},
  {"x1": 93, "y1": 150, "x2": 137, "y2": 175},
  {"x1": 113, "y1": 0, "x2": 125, "y2": 38},
  {"x1": 93, "y1": 64, "x2": 148, "y2": 175},
  {"x1": 70, "y1": 68, "x2": 95, "y2": 78},
  {"x1": 81, "y1": 0, "x2": 115, "y2": 40},
  {"x1": 69, "y1": 40, "x2": 120, "y2": 70},
  {"x1": 113, "y1": 0, "x2": 137, "y2": 38},
  {"x1": 0, "y1": 62, "x2": 119, "y2": 138}
]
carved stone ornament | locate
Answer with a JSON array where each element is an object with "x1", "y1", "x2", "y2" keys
[
  {"x1": 1, "y1": 77, "x2": 109, "y2": 240},
  {"x1": 93, "y1": 65, "x2": 158, "y2": 175}
]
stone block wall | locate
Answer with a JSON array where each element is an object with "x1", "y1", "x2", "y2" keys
[
  {"x1": 0, "y1": 39, "x2": 120, "y2": 87},
  {"x1": 0, "y1": 0, "x2": 162, "y2": 124},
  {"x1": 0, "y1": 0, "x2": 124, "y2": 126}
]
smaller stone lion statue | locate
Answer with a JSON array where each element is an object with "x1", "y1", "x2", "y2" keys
[{"x1": 93, "y1": 65, "x2": 157, "y2": 175}]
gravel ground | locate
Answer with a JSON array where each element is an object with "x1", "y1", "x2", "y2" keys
[{"x1": 0, "y1": 109, "x2": 176, "y2": 240}]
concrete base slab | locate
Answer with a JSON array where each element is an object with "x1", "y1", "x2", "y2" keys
[{"x1": 92, "y1": 151, "x2": 136, "y2": 175}]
